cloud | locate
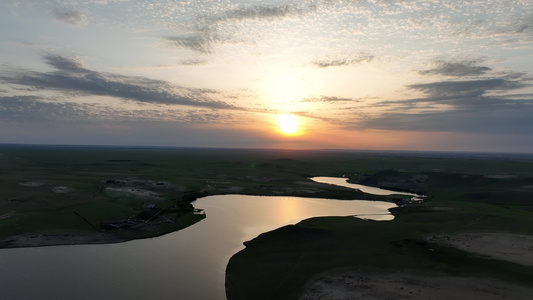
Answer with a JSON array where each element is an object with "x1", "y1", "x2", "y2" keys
[
  {"x1": 0, "y1": 54, "x2": 237, "y2": 110},
  {"x1": 407, "y1": 79, "x2": 524, "y2": 100},
  {"x1": 166, "y1": 3, "x2": 317, "y2": 54},
  {"x1": 0, "y1": 95, "x2": 90, "y2": 122},
  {"x1": 311, "y1": 52, "x2": 374, "y2": 68},
  {"x1": 358, "y1": 104, "x2": 533, "y2": 134},
  {"x1": 92, "y1": 0, "x2": 130, "y2": 4},
  {"x1": 43, "y1": 54, "x2": 86, "y2": 73},
  {"x1": 53, "y1": 4, "x2": 86, "y2": 25},
  {"x1": 419, "y1": 59, "x2": 492, "y2": 77},
  {"x1": 219, "y1": 4, "x2": 315, "y2": 21},
  {"x1": 178, "y1": 58, "x2": 208, "y2": 66},
  {"x1": 0, "y1": 94, "x2": 239, "y2": 127},
  {"x1": 300, "y1": 96, "x2": 358, "y2": 103},
  {"x1": 166, "y1": 34, "x2": 215, "y2": 54},
  {"x1": 353, "y1": 75, "x2": 533, "y2": 134}
]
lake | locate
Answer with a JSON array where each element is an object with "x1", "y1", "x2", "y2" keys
[{"x1": 0, "y1": 191, "x2": 396, "y2": 299}]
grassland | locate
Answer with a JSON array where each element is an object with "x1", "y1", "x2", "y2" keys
[{"x1": 1, "y1": 144, "x2": 533, "y2": 299}]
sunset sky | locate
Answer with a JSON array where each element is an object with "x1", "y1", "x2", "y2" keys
[{"x1": 1, "y1": 0, "x2": 533, "y2": 152}]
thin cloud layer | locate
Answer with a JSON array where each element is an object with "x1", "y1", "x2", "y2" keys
[
  {"x1": 359, "y1": 105, "x2": 533, "y2": 134},
  {"x1": 301, "y1": 96, "x2": 357, "y2": 103},
  {"x1": 0, "y1": 95, "x2": 90, "y2": 122},
  {"x1": 356, "y1": 73, "x2": 533, "y2": 134},
  {"x1": 311, "y1": 53, "x2": 374, "y2": 68},
  {"x1": 165, "y1": 3, "x2": 317, "y2": 54},
  {"x1": 52, "y1": 3, "x2": 86, "y2": 25},
  {"x1": 408, "y1": 79, "x2": 524, "y2": 100}
]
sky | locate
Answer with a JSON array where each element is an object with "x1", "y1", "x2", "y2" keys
[{"x1": 1, "y1": 0, "x2": 533, "y2": 152}]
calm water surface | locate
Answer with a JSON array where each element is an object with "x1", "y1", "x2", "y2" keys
[{"x1": 0, "y1": 194, "x2": 395, "y2": 300}]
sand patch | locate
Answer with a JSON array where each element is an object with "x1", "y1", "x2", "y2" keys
[
  {"x1": 429, "y1": 232, "x2": 533, "y2": 266},
  {"x1": 300, "y1": 271, "x2": 533, "y2": 300}
]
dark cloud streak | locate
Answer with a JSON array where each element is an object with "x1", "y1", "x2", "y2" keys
[
  {"x1": 300, "y1": 96, "x2": 357, "y2": 103},
  {"x1": 355, "y1": 75, "x2": 533, "y2": 134},
  {"x1": 358, "y1": 106, "x2": 533, "y2": 134},
  {"x1": 166, "y1": 3, "x2": 317, "y2": 54},
  {"x1": 0, "y1": 95, "x2": 90, "y2": 122},
  {"x1": 419, "y1": 59, "x2": 492, "y2": 77},
  {"x1": 0, "y1": 54, "x2": 237, "y2": 110},
  {"x1": 311, "y1": 53, "x2": 374, "y2": 68},
  {"x1": 408, "y1": 79, "x2": 524, "y2": 100},
  {"x1": 166, "y1": 34, "x2": 214, "y2": 54},
  {"x1": 52, "y1": 4, "x2": 86, "y2": 25}
]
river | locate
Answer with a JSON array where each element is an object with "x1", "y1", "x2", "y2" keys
[{"x1": 0, "y1": 185, "x2": 398, "y2": 299}]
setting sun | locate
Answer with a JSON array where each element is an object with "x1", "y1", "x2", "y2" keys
[{"x1": 277, "y1": 113, "x2": 300, "y2": 135}]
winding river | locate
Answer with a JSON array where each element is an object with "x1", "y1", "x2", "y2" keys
[{"x1": 0, "y1": 180, "x2": 400, "y2": 300}]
